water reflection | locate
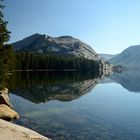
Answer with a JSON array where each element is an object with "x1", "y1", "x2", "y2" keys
[
  {"x1": 8, "y1": 71, "x2": 140, "y2": 140},
  {"x1": 8, "y1": 71, "x2": 105, "y2": 103},
  {"x1": 109, "y1": 70, "x2": 140, "y2": 93}
]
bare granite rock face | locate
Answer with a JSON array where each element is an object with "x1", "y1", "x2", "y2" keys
[
  {"x1": 0, "y1": 119, "x2": 51, "y2": 140},
  {"x1": 12, "y1": 33, "x2": 101, "y2": 60}
]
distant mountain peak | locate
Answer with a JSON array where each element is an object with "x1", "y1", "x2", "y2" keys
[{"x1": 109, "y1": 45, "x2": 140, "y2": 67}]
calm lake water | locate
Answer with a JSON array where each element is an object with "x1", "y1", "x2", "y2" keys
[{"x1": 8, "y1": 70, "x2": 140, "y2": 140}]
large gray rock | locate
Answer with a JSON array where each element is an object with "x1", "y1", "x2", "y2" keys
[{"x1": 12, "y1": 33, "x2": 100, "y2": 60}]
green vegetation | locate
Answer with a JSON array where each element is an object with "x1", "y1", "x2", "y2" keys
[
  {"x1": 0, "y1": 0, "x2": 14, "y2": 74},
  {"x1": 15, "y1": 51, "x2": 102, "y2": 71},
  {"x1": 0, "y1": 0, "x2": 14, "y2": 89},
  {"x1": 0, "y1": 1, "x2": 104, "y2": 74}
]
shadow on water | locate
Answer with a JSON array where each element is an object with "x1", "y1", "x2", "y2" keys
[{"x1": 8, "y1": 71, "x2": 105, "y2": 103}]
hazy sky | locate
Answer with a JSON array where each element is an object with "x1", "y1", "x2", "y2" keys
[{"x1": 4, "y1": 0, "x2": 140, "y2": 54}]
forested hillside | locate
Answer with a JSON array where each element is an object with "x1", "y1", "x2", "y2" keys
[{"x1": 15, "y1": 51, "x2": 103, "y2": 71}]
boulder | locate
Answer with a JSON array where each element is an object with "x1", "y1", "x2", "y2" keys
[{"x1": 0, "y1": 104, "x2": 19, "y2": 121}]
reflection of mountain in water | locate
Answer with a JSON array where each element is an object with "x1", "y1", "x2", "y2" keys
[
  {"x1": 109, "y1": 70, "x2": 140, "y2": 93},
  {"x1": 8, "y1": 71, "x2": 105, "y2": 103}
]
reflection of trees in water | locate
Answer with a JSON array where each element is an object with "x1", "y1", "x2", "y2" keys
[{"x1": 8, "y1": 71, "x2": 105, "y2": 103}]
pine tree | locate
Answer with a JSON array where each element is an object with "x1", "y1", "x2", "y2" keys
[
  {"x1": 0, "y1": 0, "x2": 10, "y2": 47},
  {"x1": 0, "y1": 0, "x2": 14, "y2": 75}
]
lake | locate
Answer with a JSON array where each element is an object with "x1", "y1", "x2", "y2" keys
[{"x1": 7, "y1": 70, "x2": 140, "y2": 140}]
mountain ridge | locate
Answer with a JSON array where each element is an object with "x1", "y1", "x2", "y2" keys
[
  {"x1": 109, "y1": 45, "x2": 140, "y2": 67},
  {"x1": 12, "y1": 33, "x2": 100, "y2": 60}
]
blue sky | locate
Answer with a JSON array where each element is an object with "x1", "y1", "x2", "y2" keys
[{"x1": 4, "y1": 0, "x2": 140, "y2": 54}]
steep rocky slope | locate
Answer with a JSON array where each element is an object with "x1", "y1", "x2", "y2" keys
[{"x1": 13, "y1": 33, "x2": 100, "y2": 60}]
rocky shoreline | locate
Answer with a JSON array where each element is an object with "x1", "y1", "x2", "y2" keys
[
  {"x1": 0, "y1": 88, "x2": 19, "y2": 121},
  {"x1": 0, "y1": 88, "x2": 51, "y2": 140}
]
